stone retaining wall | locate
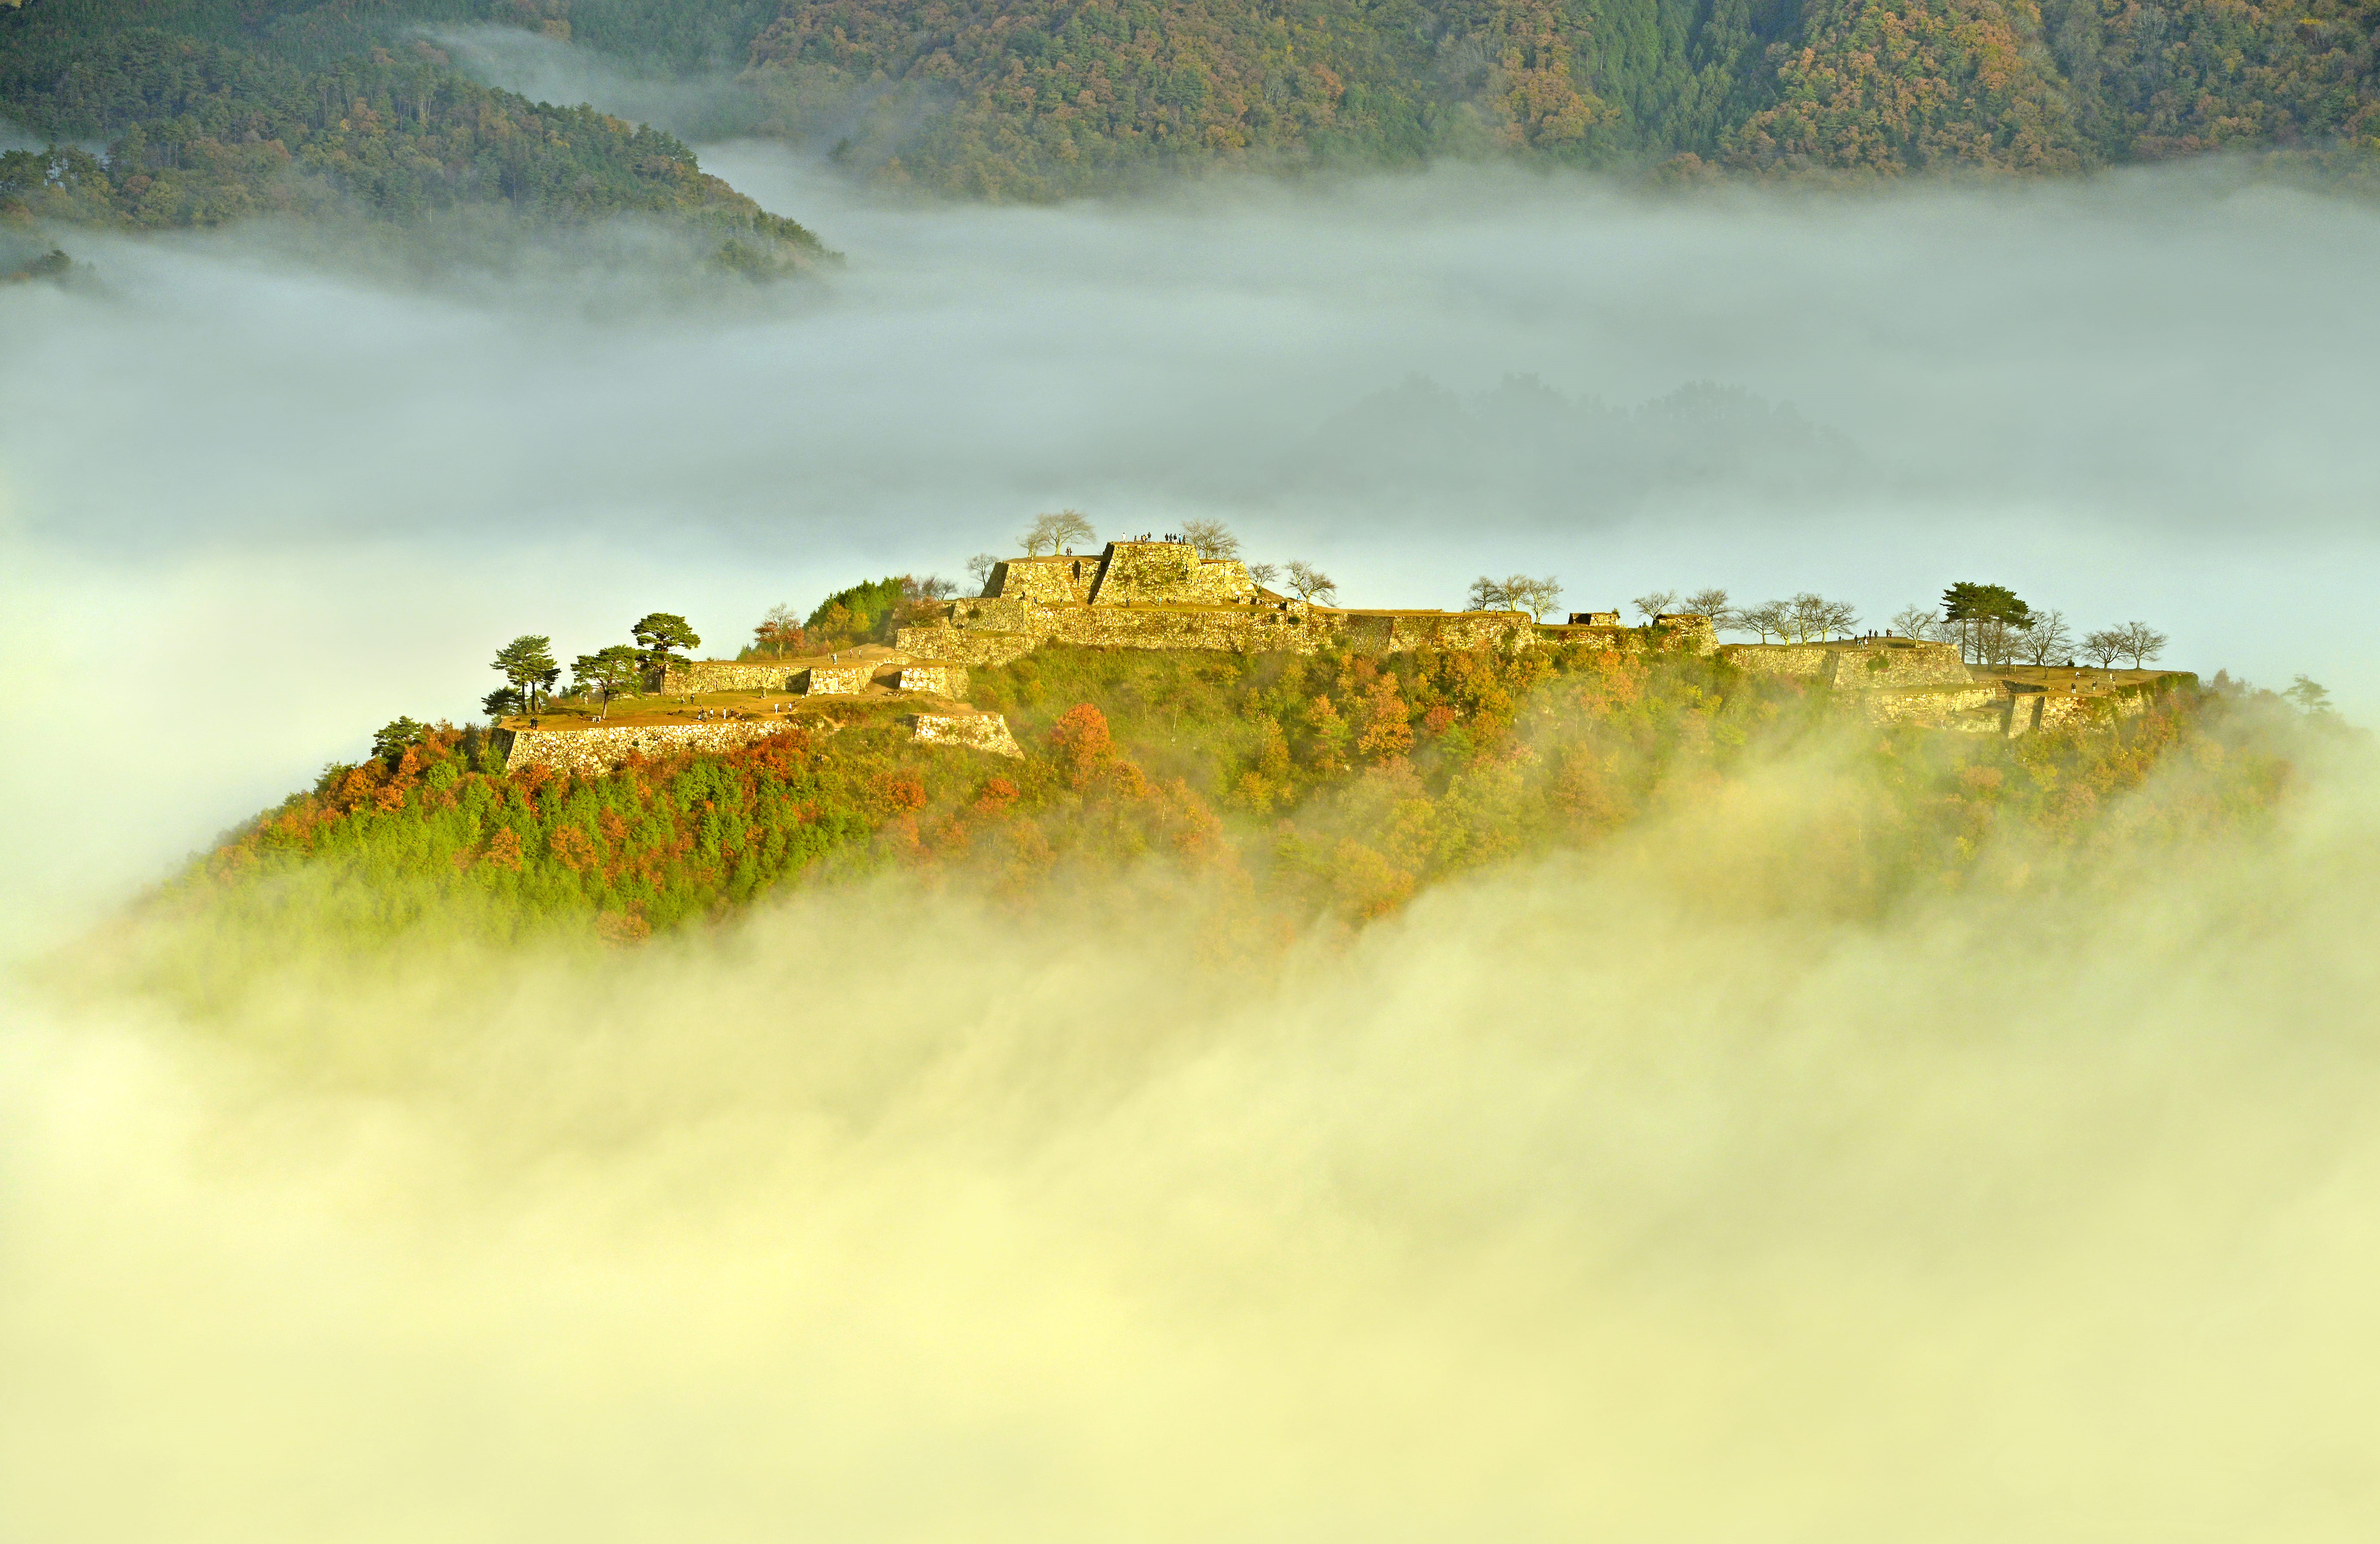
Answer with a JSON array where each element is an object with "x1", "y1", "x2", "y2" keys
[
  {"x1": 896, "y1": 664, "x2": 970, "y2": 697},
  {"x1": 1721, "y1": 638, "x2": 1966, "y2": 686},
  {"x1": 896, "y1": 625, "x2": 1041, "y2": 667},
  {"x1": 1338, "y1": 609, "x2": 1535, "y2": 653},
  {"x1": 1827, "y1": 640, "x2": 1969, "y2": 687},
  {"x1": 988, "y1": 556, "x2": 1097, "y2": 604},
  {"x1": 1088, "y1": 542, "x2": 1257, "y2": 606},
  {"x1": 502, "y1": 719, "x2": 799, "y2": 777},
  {"x1": 802, "y1": 663, "x2": 873, "y2": 695},
  {"x1": 661, "y1": 660, "x2": 805, "y2": 694},
  {"x1": 1720, "y1": 644, "x2": 1832, "y2": 677},
  {"x1": 1856, "y1": 683, "x2": 2007, "y2": 728},
  {"x1": 904, "y1": 598, "x2": 1562, "y2": 663},
  {"x1": 912, "y1": 713, "x2": 1022, "y2": 757}
]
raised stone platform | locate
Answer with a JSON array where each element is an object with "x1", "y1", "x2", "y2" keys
[
  {"x1": 802, "y1": 663, "x2": 874, "y2": 695},
  {"x1": 500, "y1": 719, "x2": 802, "y2": 777},
  {"x1": 659, "y1": 660, "x2": 805, "y2": 695},
  {"x1": 895, "y1": 663, "x2": 970, "y2": 697},
  {"x1": 911, "y1": 712, "x2": 1022, "y2": 757},
  {"x1": 1721, "y1": 637, "x2": 1968, "y2": 687}
]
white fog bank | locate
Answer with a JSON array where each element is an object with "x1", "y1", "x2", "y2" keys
[{"x1": 6, "y1": 732, "x2": 2380, "y2": 1541}]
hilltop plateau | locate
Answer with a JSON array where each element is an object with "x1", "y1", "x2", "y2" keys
[{"x1": 145, "y1": 530, "x2": 2344, "y2": 958}]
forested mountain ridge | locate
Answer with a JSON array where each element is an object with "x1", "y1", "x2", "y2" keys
[
  {"x1": 752, "y1": 0, "x2": 2379, "y2": 192},
  {"x1": 4, "y1": 0, "x2": 2374, "y2": 229},
  {"x1": 0, "y1": 0, "x2": 827, "y2": 269}
]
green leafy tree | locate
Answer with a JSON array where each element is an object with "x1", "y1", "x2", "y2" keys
[
  {"x1": 2284, "y1": 676, "x2": 2333, "y2": 714},
  {"x1": 806, "y1": 577, "x2": 907, "y2": 645},
  {"x1": 573, "y1": 644, "x2": 645, "y2": 718},
  {"x1": 1941, "y1": 584, "x2": 2032, "y2": 665},
  {"x1": 631, "y1": 613, "x2": 701, "y2": 681},
  {"x1": 491, "y1": 635, "x2": 559, "y2": 718},
  {"x1": 371, "y1": 717, "x2": 426, "y2": 768}
]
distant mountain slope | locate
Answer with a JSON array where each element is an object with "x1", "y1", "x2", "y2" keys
[
  {"x1": 0, "y1": 0, "x2": 827, "y2": 270},
  {"x1": 743, "y1": 0, "x2": 2375, "y2": 191},
  {"x1": 5, "y1": 0, "x2": 2373, "y2": 221}
]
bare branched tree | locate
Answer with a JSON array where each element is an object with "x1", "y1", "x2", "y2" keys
[
  {"x1": 2082, "y1": 628, "x2": 2125, "y2": 668},
  {"x1": 966, "y1": 553, "x2": 998, "y2": 589},
  {"x1": 1784, "y1": 593, "x2": 1857, "y2": 642},
  {"x1": 1283, "y1": 561, "x2": 1338, "y2": 604},
  {"x1": 1889, "y1": 604, "x2": 1942, "y2": 642},
  {"x1": 1502, "y1": 574, "x2": 1563, "y2": 621},
  {"x1": 1178, "y1": 518, "x2": 1241, "y2": 560},
  {"x1": 1467, "y1": 576, "x2": 1509, "y2": 611},
  {"x1": 2116, "y1": 620, "x2": 2168, "y2": 667},
  {"x1": 2016, "y1": 609, "x2": 2072, "y2": 666},
  {"x1": 1739, "y1": 600, "x2": 1790, "y2": 642},
  {"x1": 1631, "y1": 590, "x2": 1680, "y2": 623},
  {"x1": 1245, "y1": 560, "x2": 1281, "y2": 587},
  {"x1": 1683, "y1": 588, "x2": 1733, "y2": 627},
  {"x1": 1021, "y1": 509, "x2": 1097, "y2": 556}
]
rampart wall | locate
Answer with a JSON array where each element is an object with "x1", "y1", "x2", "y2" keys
[
  {"x1": 1855, "y1": 683, "x2": 2006, "y2": 729},
  {"x1": 1087, "y1": 542, "x2": 1258, "y2": 606},
  {"x1": 1720, "y1": 638, "x2": 1966, "y2": 686},
  {"x1": 988, "y1": 556, "x2": 1097, "y2": 604},
  {"x1": 896, "y1": 664, "x2": 970, "y2": 697},
  {"x1": 1538, "y1": 616, "x2": 1718, "y2": 657},
  {"x1": 897, "y1": 625, "x2": 1042, "y2": 667},
  {"x1": 1828, "y1": 640, "x2": 1969, "y2": 687},
  {"x1": 1721, "y1": 644, "x2": 1830, "y2": 678},
  {"x1": 502, "y1": 720, "x2": 800, "y2": 777},
  {"x1": 912, "y1": 713, "x2": 1022, "y2": 757},
  {"x1": 662, "y1": 660, "x2": 805, "y2": 694},
  {"x1": 1339, "y1": 610, "x2": 1536, "y2": 653},
  {"x1": 903, "y1": 597, "x2": 1560, "y2": 663},
  {"x1": 802, "y1": 663, "x2": 874, "y2": 695}
]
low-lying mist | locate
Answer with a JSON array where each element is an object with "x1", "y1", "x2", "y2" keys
[
  {"x1": 7, "y1": 76, "x2": 2380, "y2": 1531},
  {"x1": 6, "y1": 718, "x2": 2377, "y2": 1539}
]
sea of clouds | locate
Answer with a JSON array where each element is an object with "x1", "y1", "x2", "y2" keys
[{"x1": 4, "y1": 30, "x2": 2379, "y2": 1537}]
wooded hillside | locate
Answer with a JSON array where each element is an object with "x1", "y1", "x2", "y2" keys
[
  {"x1": 5, "y1": 0, "x2": 2372, "y2": 216},
  {"x1": 0, "y1": 0, "x2": 827, "y2": 268}
]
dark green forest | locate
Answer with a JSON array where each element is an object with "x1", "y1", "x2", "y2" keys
[
  {"x1": 4, "y1": 0, "x2": 2374, "y2": 230},
  {"x1": 0, "y1": 0, "x2": 827, "y2": 267}
]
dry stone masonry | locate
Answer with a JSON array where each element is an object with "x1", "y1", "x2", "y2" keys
[
  {"x1": 500, "y1": 719, "x2": 802, "y2": 777},
  {"x1": 911, "y1": 712, "x2": 1023, "y2": 757},
  {"x1": 900, "y1": 538, "x2": 1579, "y2": 664},
  {"x1": 895, "y1": 664, "x2": 970, "y2": 697}
]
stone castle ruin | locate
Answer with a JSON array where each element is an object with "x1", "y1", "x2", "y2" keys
[
  {"x1": 898, "y1": 539, "x2": 1586, "y2": 666},
  {"x1": 501, "y1": 536, "x2": 2178, "y2": 774}
]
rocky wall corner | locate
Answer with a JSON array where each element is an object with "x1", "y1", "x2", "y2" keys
[
  {"x1": 912, "y1": 713, "x2": 1023, "y2": 757},
  {"x1": 503, "y1": 719, "x2": 801, "y2": 777}
]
